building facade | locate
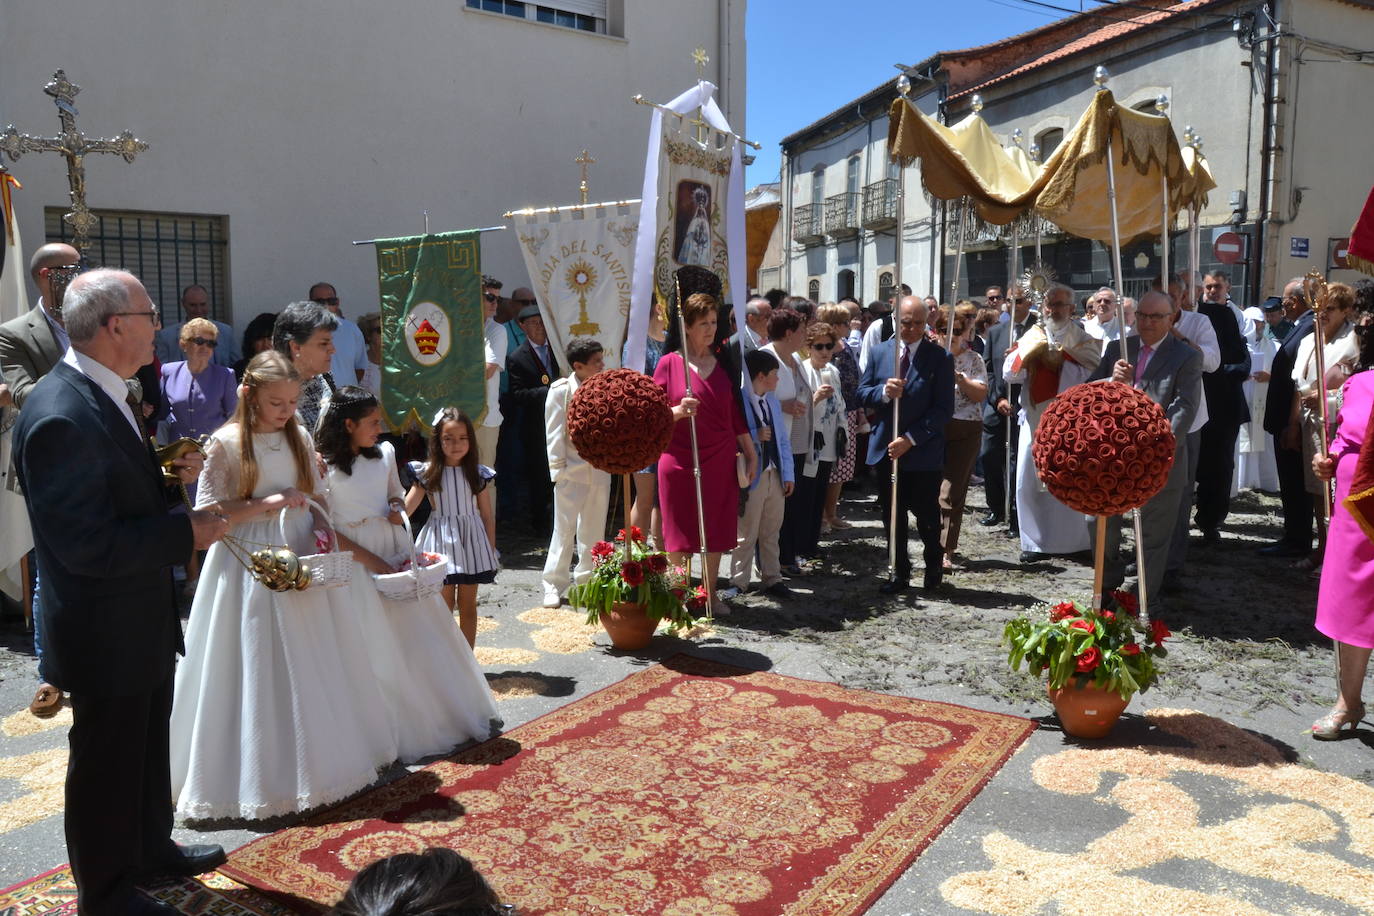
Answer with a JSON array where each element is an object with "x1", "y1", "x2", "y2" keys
[
  {"x1": 772, "y1": 0, "x2": 1374, "y2": 308},
  {"x1": 0, "y1": 0, "x2": 746, "y2": 328}
]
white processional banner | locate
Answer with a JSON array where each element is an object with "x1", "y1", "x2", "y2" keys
[
  {"x1": 625, "y1": 81, "x2": 747, "y2": 376},
  {"x1": 0, "y1": 178, "x2": 34, "y2": 601},
  {"x1": 513, "y1": 202, "x2": 639, "y2": 371}
]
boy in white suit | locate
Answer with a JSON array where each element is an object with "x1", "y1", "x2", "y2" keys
[{"x1": 542, "y1": 337, "x2": 610, "y2": 607}]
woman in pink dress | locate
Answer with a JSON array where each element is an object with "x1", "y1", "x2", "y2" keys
[
  {"x1": 654, "y1": 292, "x2": 756, "y2": 614},
  {"x1": 1312, "y1": 328, "x2": 1374, "y2": 739}
]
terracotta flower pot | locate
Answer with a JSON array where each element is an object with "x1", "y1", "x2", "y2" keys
[
  {"x1": 600, "y1": 601, "x2": 658, "y2": 650},
  {"x1": 1047, "y1": 680, "x2": 1130, "y2": 739}
]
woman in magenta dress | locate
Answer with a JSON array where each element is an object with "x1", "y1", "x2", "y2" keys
[
  {"x1": 654, "y1": 292, "x2": 756, "y2": 613},
  {"x1": 1312, "y1": 322, "x2": 1374, "y2": 739}
]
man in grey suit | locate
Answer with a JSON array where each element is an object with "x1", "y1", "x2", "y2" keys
[
  {"x1": 1086, "y1": 291, "x2": 1202, "y2": 607},
  {"x1": 0, "y1": 241, "x2": 81, "y2": 719},
  {"x1": 0, "y1": 242, "x2": 81, "y2": 408}
]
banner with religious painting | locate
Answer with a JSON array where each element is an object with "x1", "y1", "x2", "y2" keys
[
  {"x1": 512, "y1": 202, "x2": 639, "y2": 371},
  {"x1": 652, "y1": 119, "x2": 736, "y2": 310},
  {"x1": 374, "y1": 230, "x2": 484, "y2": 432}
]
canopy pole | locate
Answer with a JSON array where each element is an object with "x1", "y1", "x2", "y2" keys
[
  {"x1": 1305, "y1": 271, "x2": 1335, "y2": 521},
  {"x1": 946, "y1": 197, "x2": 968, "y2": 351},
  {"x1": 888, "y1": 156, "x2": 905, "y2": 582},
  {"x1": 1104, "y1": 129, "x2": 1149, "y2": 624},
  {"x1": 887, "y1": 76, "x2": 914, "y2": 584},
  {"x1": 1189, "y1": 203, "x2": 1200, "y2": 307},
  {"x1": 1160, "y1": 170, "x2": 1171, "y2": 308}
]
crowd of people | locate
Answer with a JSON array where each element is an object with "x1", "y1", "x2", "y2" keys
[{"x1": 2, "y1": 239, "x2": 1372, "y2": 913}]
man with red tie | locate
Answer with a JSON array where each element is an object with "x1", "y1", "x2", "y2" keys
[{"x1": 857, "y1": 296, "x2": 954, "y2": 593}]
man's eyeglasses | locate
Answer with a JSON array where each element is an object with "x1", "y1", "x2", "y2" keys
[
  {"x1": 484, "y1": 292, "x2": 499, "y2": 303},
  {"x1": 811, "y1": 341, "x2": 835, "y2": 351},
  {"x1": 987, "y1": 295, "x2": 1005, "y2": 302},
  {"x1": 513, "y1": 297, "x2": 537, "y2": 306},
  {"x1": 1136, "y1": 311, "x2": 1172, "y2": 321},
  {"x1": 312, "y1": 297, "x2": 340, "y2": 307},
  {"x1": 115, "y1": 310, "x2": 162, "y2": 327},
  {"x1": 186, "y1": 336, "x2": 217, "y2": 348}
]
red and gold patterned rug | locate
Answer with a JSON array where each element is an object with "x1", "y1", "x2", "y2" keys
[
  {"x1": 222, "y1": 656, "x2": 1035, "y2": 915},
  {"x1": 0, "y1": 864, "x2": 295, "y2": 915}
]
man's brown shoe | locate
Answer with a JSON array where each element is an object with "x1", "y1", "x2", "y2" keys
[{"x1": 29, "y1": 683, "x2": 63, "y2": 719}]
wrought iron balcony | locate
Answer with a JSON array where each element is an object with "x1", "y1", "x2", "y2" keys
[
  {"x1": 792, "y1": 203, "x2": 824, "y2": 246},
  {"x1": 825, "y1": 192, "x2": 860, "y2": 238},
  {"x1": 862, "y1": 178, "x2": 898, "y2": 230}
]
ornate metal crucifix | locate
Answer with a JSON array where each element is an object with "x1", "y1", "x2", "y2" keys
[
  {"x1": 689, "y1": 47, "x2": 711, "y2": 145},
  {"x1": 0, "y1": 70, "x2": 149, "y2": 255},
  {"x1": 575, "y1": 149, "x2": 595, "y2": 206}
]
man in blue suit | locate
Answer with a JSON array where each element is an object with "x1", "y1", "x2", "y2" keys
[{"x1": 858, "y1": 296, "x2": 955, "y2": 592}]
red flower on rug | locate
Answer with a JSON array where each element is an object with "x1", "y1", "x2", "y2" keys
[{"x1": 1032, "y1": 381, "x2": 1175, "y2": 516}]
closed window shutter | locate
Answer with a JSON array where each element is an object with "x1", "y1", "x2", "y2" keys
[{"x1": 540, "y1": 0, "x2": 606, "y2": 17}]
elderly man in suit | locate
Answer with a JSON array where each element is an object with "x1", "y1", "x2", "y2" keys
[
  {"x1": 1086, "y1": 290, "x2": 1202, "y2": 607},
  {"x1": 14, "y1": 269, "x2": 228, "y2": 915},
  {"x1": 978, "y1": 288, "x2": 1038, "y2": 530},
  {"x1": 504, "y1": 303, "x2": 562, "y2": 535},
  {"x1": 858, "y1": 296, "x2": 954, "y2": 593},
  {"x1": 153, "y1": 284, "x2": 239, "y2": 368}
]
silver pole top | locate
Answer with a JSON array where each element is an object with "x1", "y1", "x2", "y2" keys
[
  {"x1": 1154, "y1": 94, "x2": 1169, "y2": 115},
  {"x1": 896, "y1": 74, "x2": 911, "y2": 99},
  {"x1": 1011, "y1": 128, "x2": 1023, "y2": 147},
  {"x1": 1093, "y1": 65, "x2": 1110, "y2": 90},
  {"x1": 971, "y1": 94, "x2": 984, "y2": 114}
]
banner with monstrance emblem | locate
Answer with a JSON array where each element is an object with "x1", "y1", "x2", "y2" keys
[
  {"x1": 626, "y1": 81, "x2": 747, "y2": 375},
  {"x1": 374, "y1": 230, "x2": 485, "y2": 432},
  {"x1": 512, "y1": 202, "x2": 639, "y2": 370}
]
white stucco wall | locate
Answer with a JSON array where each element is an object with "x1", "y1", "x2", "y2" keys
[{"x1": 0, "y1": 0, "x2": 746, "y2": 326}]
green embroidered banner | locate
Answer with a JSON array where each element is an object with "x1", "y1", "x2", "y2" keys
[{"x1": 375, "y1": 230, "x2": 483, "y2": 432}]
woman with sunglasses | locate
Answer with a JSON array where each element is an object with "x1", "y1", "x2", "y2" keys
[
  {"x1": 160, "y1": 317, "x2": 239, "y2": 595},
  {"x1": 935, "y1": 304, "x2": 988, "y2": 571},
  {"x1": 797, "y1": 323, "x2": 845, "y2": 563}
]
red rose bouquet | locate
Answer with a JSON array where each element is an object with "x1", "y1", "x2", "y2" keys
[
  {"x1": 566, "y1": 527, "x2": 701, "y2": 634},
  {"x1": 1003, "y1": 592, "x2": 1168, "y2": 700}
]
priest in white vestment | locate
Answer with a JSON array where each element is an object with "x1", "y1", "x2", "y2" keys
[{"x1": 1004, "y1": 284, "x2": 1102, "y2": 558}]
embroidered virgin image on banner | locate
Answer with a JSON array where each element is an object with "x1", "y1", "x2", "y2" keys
[{"x1": 653, "y1": 119, "x2": 735, "y2": 308}]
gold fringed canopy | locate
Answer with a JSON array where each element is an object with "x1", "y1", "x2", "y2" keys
[
  {"x1": 887, "y1": 98, "x2": 1041, "y2": 226},
  {"x1": 888, "y1": 90, "x2": 1216, "y2": 243}
]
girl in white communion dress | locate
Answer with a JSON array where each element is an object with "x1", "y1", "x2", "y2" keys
[
  {"x1": 318, "y1": 386, "x2": 499, "y2": 763},
  {"x1": 170, "y1": 352, "x2": 397, "y2": 821}
]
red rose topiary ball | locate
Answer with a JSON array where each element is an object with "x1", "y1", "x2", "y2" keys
[
  {"x1": 1032, "y1": 381, "x2": 1175, "y2": 516},
  {"x1": 567, "y1": 368, "x2": 673, "y2": 475}
]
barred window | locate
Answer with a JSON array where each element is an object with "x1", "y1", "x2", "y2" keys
[{"x1": 45, "y1": 207, "x2": 230, "y2": 324}]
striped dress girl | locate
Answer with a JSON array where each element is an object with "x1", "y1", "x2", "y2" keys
[{"x1": 411, "y1": 462, "x2": 500, "y2": 584}]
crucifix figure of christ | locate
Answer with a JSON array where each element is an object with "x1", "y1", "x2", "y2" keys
[{"x1": 0, "y1": 70, "x2": 149, "y2": 255}]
